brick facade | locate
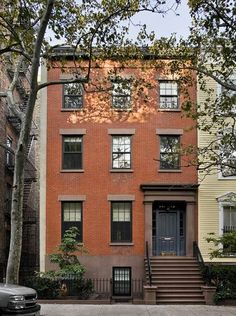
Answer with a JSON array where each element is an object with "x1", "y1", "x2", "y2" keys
[{"x1": 42, "y1": 56, "x2": 198, "y2": 281}]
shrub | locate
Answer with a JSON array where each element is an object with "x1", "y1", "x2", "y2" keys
[
  {"x1": 24, "y1": 272, "x2": 60, "y2": 299},
  {"x1": 209, "y1": 265, "x2": 236, "y2": 303},
  {"x1": 25, "y1": 228, "x2": 93, "y2": 299}
]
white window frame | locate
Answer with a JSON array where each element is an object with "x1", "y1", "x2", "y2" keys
[{"x1": 218, "y1": 192, "x2": 236, "y2": 235}]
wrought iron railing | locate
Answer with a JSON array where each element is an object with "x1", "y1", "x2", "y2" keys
[
  {"x1": 146, "y1": 241, "x2": 152, "y2": 286},
  {"x1": 193, "y1": 241, "x2": 212, "y2": 285},
  {"x1": 223, "y1": 226, "x2": 236, "y2": 233}
]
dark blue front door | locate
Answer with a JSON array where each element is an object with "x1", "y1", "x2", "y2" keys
[
  {"x1": 157, "y1": 211, "x2": 177, "y2": 255},
  {"x1": 153, "y1": 202, "x2": 186, "y2": 256}
]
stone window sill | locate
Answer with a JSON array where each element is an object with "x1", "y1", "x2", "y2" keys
[
  {"x1": 61, "y1": 108, "x2": 83, "y2": 112},
  {"x1": 158, "y1": 169, "x2": 182, "y2": 173},
  {"x1": 158, "y1": 108, "x2": 181, "y2": 112},
  {"x1": 60, "y1": 169, "x2": 84, "y2": 173},
  {"x1": 110, "y1": 169, "x2": 134, "y2": 173},
  {"x1": 109, "y1": 242, "x2": 134, "y2": 246}
]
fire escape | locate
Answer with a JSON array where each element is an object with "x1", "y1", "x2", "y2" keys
[{"x1": 5, "y1": 59, "x2": 39, "y2": 279}]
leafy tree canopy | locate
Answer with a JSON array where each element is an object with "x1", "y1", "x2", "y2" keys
[{"x1": 185, "y1": 0, "x2": 236, "y2": 177}]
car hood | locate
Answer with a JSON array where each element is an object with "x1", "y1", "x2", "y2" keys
[{"x1": 0, "y1": 283, "x2": 36, "y2": 296}]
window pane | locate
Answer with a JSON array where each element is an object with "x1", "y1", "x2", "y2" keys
[
  {"x1": 63, "y1": 83, "x2": 83, "y2": 109},
  {"x1": 112, "y1": 136, "x2": 131, "y2": 169},
  {"x1": 111, "y1": 202, "x2": 132, "y2": 242},
  {"x1": 224, "y1": 206, "x2": 236, "y2": 231},
  {"x1": 159, "y1": 81, "x2": 178, "y2": 109},
  {"x1": 62, "y1": 202, "x2": 82, "y2": 242},
  {"x1": 112, "y1": 81, "x2": 131, "y2": 109},
  {"x1": 113, "y1": 267, "x2": 131, "y2": 296},
  {"x1": 63, "y1": 136, "x2": 83, "y2": 169},
  {"x1": 160, "y1": 136, "x2": 180, "y2": 170}
]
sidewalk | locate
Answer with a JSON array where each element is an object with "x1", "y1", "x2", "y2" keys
[{"x1": 40, "y1": 304, "x2": 236, "y2": 316}]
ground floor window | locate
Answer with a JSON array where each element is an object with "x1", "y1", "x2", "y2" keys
[
  {"x1": 112, "y1": 267, "x2": 131, "y2": 296},
  {"x1": 223, "y1": 205, "x2": 236, "y2": 233},
  {"x1": 111, "y1": 202, "x2": 132, "y2": 242},
  {"x1": 61, "y1": 201, "x2": 82, "y2": 242}
]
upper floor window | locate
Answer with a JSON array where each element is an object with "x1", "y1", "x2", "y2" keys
[
  {"x1": 63, "y1": 83, "x2": 83, "y2": 109},
  {"x1": 160, "y1": 135, "x2": 180, "y2": 170},
  {"x1": 112, "y1": 81, "x2": 131, "y2": 110},
  {"x1": 62, "y1": 201, "x2": 82, "y2": 242},
  {"x1": 112, "y1": 136, "x2": 131, "y2": 169},
  {"x1": 62, "y1": 136, "x2": 83, "y2": 170},
  {"x1": 159, "y1": 80, "x2": 178, "y2": 109},
  {"x1": 111, "y1": 201, "x2": 132, "y2": 242}
]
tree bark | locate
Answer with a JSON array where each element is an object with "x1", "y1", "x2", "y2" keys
[{"x1": 6, "y1": 0, "x2": 55, "y2": 284}]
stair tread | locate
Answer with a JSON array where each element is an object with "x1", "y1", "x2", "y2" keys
[
  {"x1": 157, "y1": 299, "x2": 205, "y2": 303},
  {"x1": 145, "y1": 256, "x2": 206, "y2": 304},
  {"x1": 158, "y1": 289, "x2": 203, "y2": 293}
]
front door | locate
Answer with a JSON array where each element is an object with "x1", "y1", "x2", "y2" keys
[
  {"x1": 153, "y1": 202, "x2": 186, "y2": 256},
  {"x1": 157, "y1": 211, "x2": 177, "y2": 255}
]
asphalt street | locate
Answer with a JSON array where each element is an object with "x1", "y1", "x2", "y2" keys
[{"x1": 40, "y1": 304, "x2": 236, "y2": 316}]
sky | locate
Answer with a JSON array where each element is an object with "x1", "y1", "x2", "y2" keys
[
  {"x1": 131, "y1": 0, "x2": 191, "y2": 39},
  {"x1": 46, "y1": 0, "x2": 191, "y2": 45}
]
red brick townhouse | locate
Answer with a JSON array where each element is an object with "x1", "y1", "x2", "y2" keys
[{"x1": 40, "y1": 47, "x2": 199, "y2": 301}]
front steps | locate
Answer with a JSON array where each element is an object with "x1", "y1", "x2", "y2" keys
[{"x1": 145, "y1": 257, "x2": 206, "y2": 304}]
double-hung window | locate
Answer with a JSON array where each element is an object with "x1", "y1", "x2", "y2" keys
[
  {"x1": 222, "y1": 205, "x2": 236, "y2": 255},
  {"x1": 111, "y1": 202, "x2": 132, "y2": 242},
  {"x1": 159, "y1": 80, "x2": 178, "y2": 109},
  {"x1": 62, "y1": 136, "x2": 83, "y2": 170},
  {"x1": 62, "y1": 201, "x2": 82, "y2": 242},
  {"x1": 112, "y1": 136, "x2": 131, "y2": 169},
  {"x1": 112, "y1": 81, "x2": 131, "y2": 110},
  {"x1": 223, "y1": 205, "x2": 236, "y2": 233},
  {"x1": 63, "y1": 83, "x2": 83, "y2": 109},
  {"x1": 160, "y1": 135, "x2": 180, "y2": 170}
]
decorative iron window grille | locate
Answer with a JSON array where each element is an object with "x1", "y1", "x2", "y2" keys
[{"x1": 112, "y1": 267, "x2": 131, "y2": 296}]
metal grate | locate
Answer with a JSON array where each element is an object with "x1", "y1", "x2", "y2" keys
[{"x1": 113, "y1": 267, "x2": 131, "y2": 296}]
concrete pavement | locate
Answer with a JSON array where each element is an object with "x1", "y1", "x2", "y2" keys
[{"x1": 40, "y1": 304, "x2": 236, "y2": 316}]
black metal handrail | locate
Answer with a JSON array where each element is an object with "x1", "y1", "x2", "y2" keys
[
  {"x1": 193, "y1": 241, "x2": 212, "y2": 285},
  {"x1": 146, "y1": 241, "x2": 152, "y2": 286}
]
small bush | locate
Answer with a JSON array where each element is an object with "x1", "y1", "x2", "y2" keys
[
  {"x1": 208, "y1": 265, "x2": 236, "y2": 303},
  {"x1": 25, "y1": 272, "x2": 60, "y2": 299},
  {"x1": 77, "y1": 278, "x2": 93, "y2": 299}
]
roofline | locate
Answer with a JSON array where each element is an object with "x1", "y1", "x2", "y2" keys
[{"x1": 48, "y1": 45, "x2": 195, "y2": 61}]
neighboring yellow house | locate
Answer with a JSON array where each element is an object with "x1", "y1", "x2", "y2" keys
[{"x1": 198, "y1": 76, "x2": 236, "y2": 263}]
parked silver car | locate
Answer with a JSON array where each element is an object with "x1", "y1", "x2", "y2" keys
[{"x1": 0, "y1": 283, "x2": 40, "y2": 316}]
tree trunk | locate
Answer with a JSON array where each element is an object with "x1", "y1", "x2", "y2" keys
[
  {"x1": 5, "y1": 0, "x2": 55, "y2": 284},
  {"x1": 6, "y1": 140, "x2": 25, "y2": 284}
]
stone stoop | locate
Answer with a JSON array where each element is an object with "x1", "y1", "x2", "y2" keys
[{"x1": 145, "y1": 257, "x2": 206, "y2": 305}]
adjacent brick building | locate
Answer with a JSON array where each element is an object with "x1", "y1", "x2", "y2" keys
[
  {"x1": 40, "y1": 48, "x2": 198, "y2": 297},
  {"x1": 0, "y1": 56, "x2": 39, "y2": 280}
]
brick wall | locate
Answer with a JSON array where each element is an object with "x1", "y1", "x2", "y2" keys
[{"x1": 45, "y1": 60, "x2": 197, "y2": 258}]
